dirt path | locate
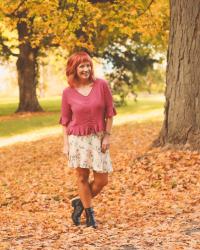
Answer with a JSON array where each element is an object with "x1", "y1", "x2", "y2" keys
[
  {"x1": 0, "y1": 121, "x2": 200, "y2": 250},
  {"x1": 0, "y1": 109, "x2": 163, "y2": 148}
]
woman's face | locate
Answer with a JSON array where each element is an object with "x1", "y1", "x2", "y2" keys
[{"x1": 76, "y1": 61, "x2": 91, "y2": 81}]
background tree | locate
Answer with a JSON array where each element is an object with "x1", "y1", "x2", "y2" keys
[
  {"x1": 138, "y1": 67, "x2": 165, "y2": 94},
  {"x1": 103, "y1": 36, "x2": 158, "y2": 105},
  {"x1": 0, "y1": 0, "x2": 169, "y2": 112},
  {"x1": 155, "y1": 0, "x2": 200, "y2": 150},
  {"x1": 0, "y1": 0, "x2": 99, "y2": 112},
  {"x1": 99, "y1": 0, "x2": 168, "y2": 105}
]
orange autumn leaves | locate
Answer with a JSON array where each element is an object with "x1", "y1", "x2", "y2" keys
[{"x1": 0, "y1": 121, "x2": 200, "y2": 249}]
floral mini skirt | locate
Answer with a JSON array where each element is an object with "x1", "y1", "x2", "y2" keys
[{"x1": 67, "y1": 131, "x2": 113, "y2": 173}]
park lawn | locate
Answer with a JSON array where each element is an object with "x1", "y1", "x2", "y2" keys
[
  {"x1": 0, "y1": 95, "x2": 164, "y2": 137},
  {"x1": 0, "y1": 96, "x2": 61, "y2": 116},
  {"x1": 0, "y1": 114, "x2": 59, "y2": 137}
]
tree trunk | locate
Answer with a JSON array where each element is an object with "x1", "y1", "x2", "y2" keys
[
  {"x1": 155, "y1": 0, "x2": 200, "y2": 150},
  {"x1": 16, "y1": 20, "x2": 43, "y2": 112}
]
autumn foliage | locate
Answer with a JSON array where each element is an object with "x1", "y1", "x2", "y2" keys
[{"x1": 0, "y1": 121, "x2": 199, "y2": 249}]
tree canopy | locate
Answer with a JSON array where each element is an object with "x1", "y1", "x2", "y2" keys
[
  {"x1": 0, "y1": 0, "x2": 169, "y2": 56},
  {"x1": 0, "y1": 0, "x2": 169, "y2": 112}
]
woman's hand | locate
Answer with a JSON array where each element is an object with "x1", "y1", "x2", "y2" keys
[
  {"x1": 101, "y1": 134, "x2": 110, "y2": 153},
  {"x1": 63, "y1": 143, "x2": 69, "y2": 157}
]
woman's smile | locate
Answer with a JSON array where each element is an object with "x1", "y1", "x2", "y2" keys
[{"x1": 77, "y1": 62, "x2": 91, "y2": 80}]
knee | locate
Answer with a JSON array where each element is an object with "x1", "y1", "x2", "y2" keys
[{"x1": 77, "y1": 175, "x2": 89, "y2": 184}]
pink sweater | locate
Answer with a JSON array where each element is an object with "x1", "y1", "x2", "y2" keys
[{"x1": 59, "y1": 78, "x2": 117, "y2": 135}]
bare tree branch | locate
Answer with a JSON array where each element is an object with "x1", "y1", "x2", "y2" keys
[
  {"x1": 57, "y1": 0, "x2": 79, "y2": 44},
  {"x1": 0, "y1": 37, "x2": 19, "y2": 57},
  {"x1": 65, "y1": 0, "x2": 79, "y2": 31},
  {"x1": 88, "y1": 0, "x2": 114, "y2": 3},
  {"x1": 10, "y1": 0, "x2": 27, "y2": 16},
  {"x1": 0, "y1": 0, "x2": 27, "y2": 17},
  {"x1": 38, "y1": 34, "x2": 59, "y2": 48},
  {"x1": 136, "y1": 0, "x2": 154, "y2": 18}
]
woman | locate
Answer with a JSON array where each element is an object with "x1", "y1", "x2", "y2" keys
[{"x1": 59, "y1": 51, "x2": 117, "y2": 229}]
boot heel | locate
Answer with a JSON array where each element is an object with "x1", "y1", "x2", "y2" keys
[{"x1": 85, "y1": 207, "x2": 97, "y2": 229}]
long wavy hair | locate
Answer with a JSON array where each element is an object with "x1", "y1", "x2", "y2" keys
[{"x1": 66, "y1": 51, "x2": 95, "y2": 87}]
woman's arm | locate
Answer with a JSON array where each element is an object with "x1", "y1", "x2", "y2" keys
[
  {"x1": 62, "y1": 125, "x2": 69, "y2": 156},
  {"x1": 105, "y1": 117, "x2": 113, "y2": 135},
  {"x1": 101, "y1": 117, "x2": 113, "y2": 153}
]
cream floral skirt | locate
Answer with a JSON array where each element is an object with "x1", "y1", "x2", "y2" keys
[{"x1": 67, "y1": 132, "x2": 113, "y2": 173}]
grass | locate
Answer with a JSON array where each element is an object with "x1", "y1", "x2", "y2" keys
[
  {"x1": 117, "y1": 98, "x2": 164, "y2": 115},
  {"x1": 0, "y1": 114, "x2": 59, "y2": 137},
  {"x1": 0, "y1": 96, "x2": 61, "y2": 116},
  {"x1": 0, "y1": 95, "x2": 164, "y2": 138}
]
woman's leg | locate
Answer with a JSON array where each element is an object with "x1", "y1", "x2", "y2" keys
[
  {"x1": 75, "y1": 167, "x2": 92, "y2": 208},
  {"x1": 90, "y1": 171, "x2": 108, "y2": 197},
  {"x1": 74, "y1": 169, "x2": 107, "y2": 228}
]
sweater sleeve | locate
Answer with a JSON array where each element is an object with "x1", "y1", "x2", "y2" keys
[
  {"x1": 59, "y1": 89, "x2": 72, "y2": 126},
  {"x1": 103, "y1": 80, "x2": 117, "y2": 118}
]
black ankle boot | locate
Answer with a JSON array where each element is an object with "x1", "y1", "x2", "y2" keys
[
  {"x1": 85, "y1": 207, "x2": 97, "y2": 228},
  {"x1": 71, "y1": 198, "x2": 84, "y2": 226}
]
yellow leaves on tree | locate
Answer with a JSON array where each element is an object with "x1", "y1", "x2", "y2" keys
[{"x1": 0, "y1": 0, "x2": 169, "y2": 52}]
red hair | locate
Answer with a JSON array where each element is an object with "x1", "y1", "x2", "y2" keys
[{"x1": 66, "y1": 51, "x2": 95, "y2": 87}]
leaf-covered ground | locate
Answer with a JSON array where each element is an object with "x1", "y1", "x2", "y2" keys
[{"x1": 0, "y1": 121, "x2": 200, "y2": 250}]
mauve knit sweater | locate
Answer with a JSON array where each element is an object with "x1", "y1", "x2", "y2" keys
[{"x1": 59, "y1": 78, "x2": 117, "y2": 135}]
